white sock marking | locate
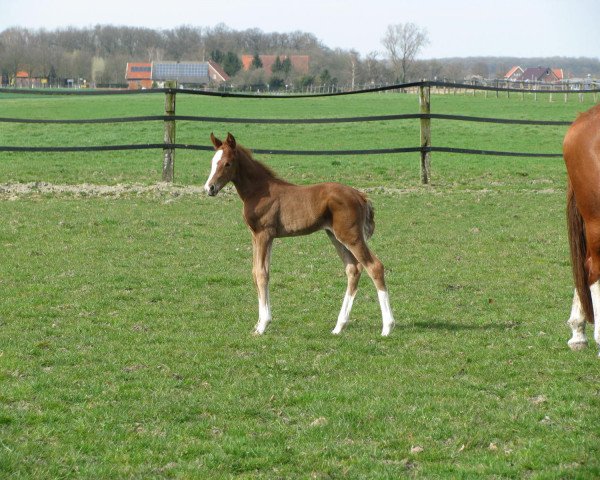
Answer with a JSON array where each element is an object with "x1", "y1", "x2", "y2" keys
[
  {"x1": 255, "y1": 290, "x2": 271, "y2": 334},
  {"x1": 378, "y1": 289, "x2": 395, "y2": 336},
  {"x1": 591, "y1": 281, "x2": 600, "y2": 353},
  {"x1": 332, "y1": 291, "x2": 356, "y2": 334},
  {"x1": 567, "y1": 288, "x2": 587, "y2": 348}
]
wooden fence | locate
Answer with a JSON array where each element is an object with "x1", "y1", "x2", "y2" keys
[{"x1": 1, "y1": 80, "x2": 598, "y2": 184}]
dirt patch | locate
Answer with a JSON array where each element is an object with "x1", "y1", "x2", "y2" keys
[
  {"x1": 0, "y1": 182, "x2": 211, "y2": 200},
  {"x1": 0, "y1": 182, "x2": 561, "y2": 200}
]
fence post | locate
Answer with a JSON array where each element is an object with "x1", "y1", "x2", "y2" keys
[
  {"x1": 419, "y1": 82, "x2": 431, "y2": 185},
  {"x1": 163, "y1": 80, "x2": 177, "y2": 182}
]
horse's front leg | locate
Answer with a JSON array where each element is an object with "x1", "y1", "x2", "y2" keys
[{"x1": 252, "y1": 232, "x2": 273, "y2": 335}]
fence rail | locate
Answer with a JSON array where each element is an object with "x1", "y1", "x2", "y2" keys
[
  {"x1": 1, "y1": 80, "x2": 598, "y2": 183},
  {"x1": 0, "y1": 113, "x2": 573, "y2": 126}
]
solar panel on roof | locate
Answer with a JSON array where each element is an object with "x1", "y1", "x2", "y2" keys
[{"x1": 152, "y1": 62, "x2": 209, "y2": 82}]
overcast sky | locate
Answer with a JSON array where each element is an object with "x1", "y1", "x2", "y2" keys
[{"x1": 1, "y1": 0, "x2": 598, "y2": 59}]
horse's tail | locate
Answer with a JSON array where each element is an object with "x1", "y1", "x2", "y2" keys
[
  {"x1": 567, "y1": 182, "x2": 594, "y2": 323},
  {"x1": 363, "y1": 197, "x2": 375, "y2": 240}
]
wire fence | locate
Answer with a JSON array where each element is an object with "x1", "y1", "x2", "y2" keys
[{"x1": 1, "y1": 80, "x2": 598, "y2": 183}]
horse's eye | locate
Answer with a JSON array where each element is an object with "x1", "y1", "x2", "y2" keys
[{"x1": 225, "y1": 162, "x2": 231, "y2": 167}]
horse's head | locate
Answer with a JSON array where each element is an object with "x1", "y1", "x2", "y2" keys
[{"x1": 204, "y1": 132, "x2": 238, "y2": 196}]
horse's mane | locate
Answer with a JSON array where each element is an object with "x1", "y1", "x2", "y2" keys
[{"x1": 236, "y1": 144, "x2": 289, "y2": 184}]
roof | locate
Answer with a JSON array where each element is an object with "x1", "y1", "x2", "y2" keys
[
  {"x1": 16, "y1": 71, "x2": 29, "y2": 78},
  {"x1": 241, "y1": 55, "x2": 310, "y2": 75},
  {"x1": 152, "y1": 62, "x2": 210, "y2": 84},
  {"x1": 553, "y1": 68, "x2": 564, "y2": 81},
  {"x1": 126, "y1": 62, "x2": 152, "y2": 80},
  {"x1": 504, "y1": 66, "x2": 523, "y2": 79},
  {"x1": 125, "y1": 61, "x2": 229, "y2": 84},
  {"x1": 522, "y1": 67, "x2": 559, "y2": 82},
  {"x1": 208, "y1": 60, "x2": 229, "y2": 82}
]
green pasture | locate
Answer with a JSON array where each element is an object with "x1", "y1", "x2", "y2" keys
[{"x1": 1, "y1": 90, "x2": 600, "y2": 478}]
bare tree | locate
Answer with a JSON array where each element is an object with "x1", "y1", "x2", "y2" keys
[{"x1": 381, "y1": 23, "x2": 429, "y2": 83}]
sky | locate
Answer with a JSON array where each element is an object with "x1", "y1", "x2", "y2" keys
[{"x1": 1, "y1": 0, "x2": 599, "y2": 59}]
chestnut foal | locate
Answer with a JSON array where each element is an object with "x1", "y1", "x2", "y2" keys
[{"x1": 203, "y1": 133, "x2": 395, "y2": 336}]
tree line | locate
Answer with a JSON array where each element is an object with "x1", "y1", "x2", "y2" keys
[{"x1": 0, "y1": 24, "x2": 598, "y2": 89}]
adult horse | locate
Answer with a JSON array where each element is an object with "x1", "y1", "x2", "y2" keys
[
  {"x1": 564, "y1": 104, "x2": 600, "y2": 356},
  {"x1": 203, "y1": 133, "x2": 395, "y2": 336}
]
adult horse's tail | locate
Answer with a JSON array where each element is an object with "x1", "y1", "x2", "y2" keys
[{"x1": 567, "y1": 182, "x2": 594, "y2": 323}]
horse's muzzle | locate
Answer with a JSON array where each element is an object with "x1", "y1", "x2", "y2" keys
[{"x1": 206, "y1": 184, "x2": 218, "y2": 196}]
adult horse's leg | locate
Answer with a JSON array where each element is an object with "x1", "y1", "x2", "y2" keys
[
  {"x1": 252, "y1": 232, "x2": 273, "y2": 335},
  {"x1": 590, "y1": 282, "x2": 600, "y2": 356},
  {"x1": 327, "y1": 231, "x2": 363, "y2": 334},
  {"x1": 567, "y1": 289, "x2": 588, "y2": 350},
  {"x1": 583, "y1": 219, "x2": 600, "y2": 355}
]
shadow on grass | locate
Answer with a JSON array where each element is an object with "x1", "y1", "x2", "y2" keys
[{"x1": 410, "y1": 320, "x2": 519, "y2": 332}]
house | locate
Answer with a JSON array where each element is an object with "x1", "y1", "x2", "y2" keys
[
  {"x1": 125, "y1": 62, "x2": 152, "y2": 89},
  {"x1": 13, "y1": 71, "x2": 49, "y2": 88},
  {"x1": 504, "y1": 66, "x2": 524, "y2": 82},
  {"x1": 553, "y1": 69, "x2": 565, "y2": 81},
  {"x1": 504, "y1": 66, "x2": 565, "y2": 84},
  {"x1": 125, "y1": 61, "x2": 229, "y2": 89},
  {"x1": 521, "y1": 67, "x2": 560, "y2": 83},
  {"x1": 241, "y1": 55, "x2": 310, "y2": 75},
  {"x1": 207, "y1": 60, "x2": 229, "y2": 83}
]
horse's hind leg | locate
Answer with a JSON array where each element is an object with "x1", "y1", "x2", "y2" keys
[
  {"x1": 567, "y1": 289, "x2": 588, "y2": 350},
  {"x1": 338, "y1": 236, "x2": 395, "y2": 336},
  {"x1": 584, "y1": 224, "x2": 600, "y2": 355},
  {"x1": 590, "y1": 282, "x2": 600, "y2": 356},
  {"x1": 327, "y1": 231, "x2": 362, "y2": 334}
]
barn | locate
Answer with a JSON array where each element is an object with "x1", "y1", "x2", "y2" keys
[{"x1": 125, "y1": 61, "x2": 229, "y2": 89}]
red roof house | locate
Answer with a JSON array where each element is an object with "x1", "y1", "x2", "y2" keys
[
  {"x1": 504, "y1": 66, "x2": 524, "y2": 81},
  {"x1": 125, "y1": 62, "x2": 153, "y2": 89},
  {"x1": 241, "y1": 55, "x2": 309, "y2": 75},
  {"x1": 125, "y1": 61, "x2": 229, "y2": 89},
  {"x1": 521, "y1": 67, "x2": 560, "y2": 83}
]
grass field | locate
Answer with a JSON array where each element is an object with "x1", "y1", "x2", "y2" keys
[{"x1": 1, "y1": 90, "x2": 600, "y2": 478}]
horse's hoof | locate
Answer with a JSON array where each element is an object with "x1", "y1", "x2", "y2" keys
[
  {"x1": 381, "y1": 328, "x2": 393, "y2": 337},
  {"x1": 381, "y1": 322, "x2": 395, "y2": 337},
  {"x1": 568, "y1": 340, "x2": 588, "y2": 351}
]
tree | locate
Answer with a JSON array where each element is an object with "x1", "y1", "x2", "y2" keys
[
  {"x1": 381, "y1": 23, "x2": 429, "y2": 83},
  {"x1": 281, "y1": 57, "x2": 292, "y2": 75},
  {"x1": 272, "y1": 55, "x2": 283, "y2": 73},
  {"x1": 210, "y1": 49, "x2": 225, "y2": 65},
  {"x1": 251, "y1": 53, "x2": 263, "y2": 69},
  {"x1": 269, "y1": 75, "x2": 285, "y2": 90},
  {"x1": 319, "y1": 69, "x2": 333, "y2": 86},
  {"x1": 222, "y1": 51, "x2": 242, "y2": 77}
]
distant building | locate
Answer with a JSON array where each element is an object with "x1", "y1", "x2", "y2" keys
[
  {"x1": 504, "y1": 66, "x2": 524, "y2": 82},
  {"x1": 521, "y1": 67, "x2": 560, "y2": 83},
  {"x1": 125, "y1": 61, "x2": 229, "y2": 89},
  {"x1": 552, "y1": 69, "x2": 565, "y2": 81},
  {"x1": 13, "y1": 71, "x2": 49, "y2": 88},
  {"x1": 504, "y1": 66, "x2": 563, "y2": 84},
  {"x1": 125, "y1": 63, "x2": 152, "y2": 89},
  {"x1": 241, "y1": 55, "x2": 310, "y2": 75}
]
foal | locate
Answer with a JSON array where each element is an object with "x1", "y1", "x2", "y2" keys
[{"x1": 203, "y1": 133, "x2": 395, "y2": 336}]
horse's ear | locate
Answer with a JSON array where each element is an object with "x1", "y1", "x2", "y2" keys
[
  {"x1": 210, "y1": 132, "x2": 222, "y2": 149},
  {"x1": 225, "y1": 132, "x2": 236, "y2": 149}
]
